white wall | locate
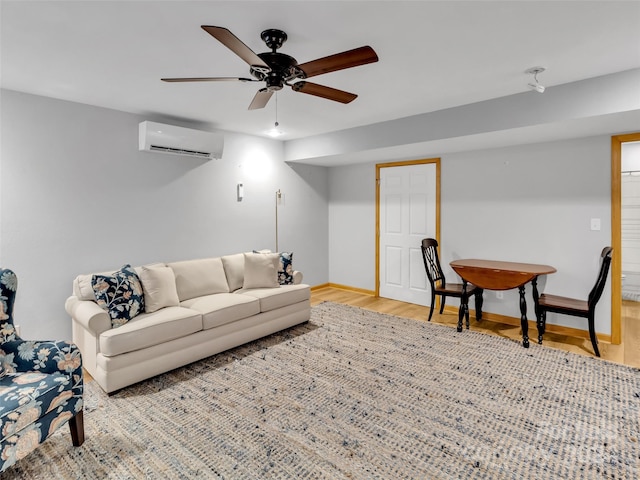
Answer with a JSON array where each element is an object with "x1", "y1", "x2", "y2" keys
[
  {"x1": 328, "y1": 164, "x2": 376, "y2": 288},
  {"x1": 0, "y1": 90, "x2": 329, "y2": 339},
  {"x1": 329, "y1": 136, "x2": 613, "y2": 335}
]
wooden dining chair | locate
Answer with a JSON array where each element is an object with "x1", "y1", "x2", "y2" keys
[
  {"x1": 536, "y1": 246, "x2": 613, "y2": 357},
  {"x1": 420, "y1": 238, "x2": 483, "y2": 325}
]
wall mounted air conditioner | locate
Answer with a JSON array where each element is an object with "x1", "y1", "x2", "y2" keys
[{"x1": 138, "y1": 121, "x2": 224, "y2": 159}]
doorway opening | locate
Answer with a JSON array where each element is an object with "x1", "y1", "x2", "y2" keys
[{"x1": 611, "y1": 132, "x2": 640, "y2": 345}]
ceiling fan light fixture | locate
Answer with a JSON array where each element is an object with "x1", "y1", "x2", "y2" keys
[
  {"x1": 266, "y1": 94, "x2": 284, "y2": 138},
  {"x1": 525, "y1": 66, "x2": 546, "y2": 93},
  {"x1": 266, "y1": 124, "x2": 285, "y2": 138}
]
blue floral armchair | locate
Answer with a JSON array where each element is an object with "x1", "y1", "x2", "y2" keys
[{"x1": 0, "y1": 268, "x2": 84, "y2": 473}]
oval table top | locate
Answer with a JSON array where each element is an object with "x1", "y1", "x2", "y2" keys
[{"x1": 450, "y1": 259, "x2": 556, "y2": 291}]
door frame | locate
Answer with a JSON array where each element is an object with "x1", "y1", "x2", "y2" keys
[
  {"x1": 375, "y1": 158, "x2": 441, "y2": 297},
  {"x1": 611, "y1": 132, "x2": 640, "y2": 344}
]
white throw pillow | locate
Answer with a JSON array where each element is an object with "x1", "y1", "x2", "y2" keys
[
  {"x1": 221, "y1": 253, "x2": 245, "y2": 292},
  {"x1": 242, "y1": 252, "x2": 280, "y2": 289},
  {"x1": 139, "y1": 265, "x2": 180, "y2": 313}
]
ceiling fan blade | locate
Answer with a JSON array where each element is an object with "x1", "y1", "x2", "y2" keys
[
  {"x1": 201, "y1": 26, "x2": 270, "y2": 71},
  {"x1": 248, "y1": 89, "x2": 274, "y2": 110},
  {"x1": 291, "y1": 81, "x2": 357, "y2": 104},
  {"x1": 161, "y1": 77, "x2": 256, "y2": 83},
  {"x1": 297, "y1": 46, "x2": 378, "y2": 78}
]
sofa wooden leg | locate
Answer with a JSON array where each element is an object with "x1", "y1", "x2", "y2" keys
[{"x1": 69, "y1": 410, "x2": 85, "y2": 446}]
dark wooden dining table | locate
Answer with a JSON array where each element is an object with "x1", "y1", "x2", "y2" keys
[{"x1": 450, "y1": 259, "x2": 556, "y2": 348}]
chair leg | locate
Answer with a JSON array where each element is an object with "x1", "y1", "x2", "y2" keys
[
  {"x1": 428, "y1": 292, "x2": 436, "y2": 322},
  {"x1": 538, "y1": 311, "x2": 547, "y2": 344},
  {"x1": 588, "y1": 312, "x2": 600, "y2": 357},
  {"x1": 69, "y1": 410, "x2": 85, "y2": 447},
  {"x1": 439, "y1": 295, "x2": 446, "y2": 314}
]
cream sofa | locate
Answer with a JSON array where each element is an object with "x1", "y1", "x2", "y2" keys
[{"x1": 65, "y1": 252, "x2": 310, "y2": 393}]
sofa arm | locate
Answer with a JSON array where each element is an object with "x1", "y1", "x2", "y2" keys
[
  {"x1": 293, "y1": 270, "x2": 303, "y2": 284},
  {"x1": 65, "y1": 296, "x2": 111, "y2": 336}
]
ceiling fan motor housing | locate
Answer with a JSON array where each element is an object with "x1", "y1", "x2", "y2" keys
[{"x1": 251, "y1": 51, "x2": 303, "y2": 90}]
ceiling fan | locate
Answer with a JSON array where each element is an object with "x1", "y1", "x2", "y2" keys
[{"x1": 162, "y1": 26, "x2": 379, "y2": 110}]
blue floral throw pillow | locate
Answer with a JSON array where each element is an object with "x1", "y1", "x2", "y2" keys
[
  {"x1": 92, "y1": 264, "x2": 145, "y2": 328},
  {"x1": 278, "y1": 252, "x2": 294, "y2": 285}
]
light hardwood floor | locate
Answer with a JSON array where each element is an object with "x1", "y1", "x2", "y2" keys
[{"x1": 311, "y1": 286, "x2": 640, "y2": 369}]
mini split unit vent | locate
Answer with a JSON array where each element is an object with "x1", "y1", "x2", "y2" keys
[{"x1": 138, "y1": 121, "x2": 224, "y2": 160}]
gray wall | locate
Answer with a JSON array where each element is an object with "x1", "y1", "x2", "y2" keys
[
  {"x1": 328, "y1": 164, "x2": 377, "y2": 287},
  {"x1": 328, "y1": 137, "x2": 612, "y2": 334},
  {"x1": 0, "y1": 89, "x2": 329, "y2": 339},
  {"x1": 0, "y1": 88, "x2": 615, "y2": 341}
]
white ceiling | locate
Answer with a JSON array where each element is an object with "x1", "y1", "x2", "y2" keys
[{"x1": 2, "y1": 1, "x2": 640, "y2": 149}]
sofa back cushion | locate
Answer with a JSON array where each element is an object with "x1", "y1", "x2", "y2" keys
[
  {"x1": 74, "y1": 265, "x2": 151, "y2": 302},
  {"x1": 74, "y1": 270, "x2": 115, "y2": 301},
  {"x1": 167, "y1": 257, "x2": 229, "y2": 301}
]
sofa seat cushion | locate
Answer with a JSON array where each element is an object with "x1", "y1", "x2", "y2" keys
[
  {"x1": 0, "y1": 371, "x2": 72, "y2": 443},
  {"x1": 180, "y1": 293, "x2": 260, "y2": 330},
  {"x1": 99, "y1": 306, "x2": 202, "y2": 357},
  {"x1": 236, "y1": 284, "x2": 310, "y2": 313}
]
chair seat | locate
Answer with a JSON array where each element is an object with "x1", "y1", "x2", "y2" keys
[
  {"x1": 538, "y1": 293, "x2": 588, "y2": 314},
  {"x1": 536, "y1": 247, "x2": 612, "y2": 358},
  {"x1": 0, "y1": 371, "x2": 74, "y2": 443},
  {"x1": 436, "y1": 283, "x2": 479, "y2": 296}
]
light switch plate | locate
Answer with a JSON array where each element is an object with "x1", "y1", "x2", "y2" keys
[{"x1": 590, "y1": 218, "x2": 601, "y2": 231}]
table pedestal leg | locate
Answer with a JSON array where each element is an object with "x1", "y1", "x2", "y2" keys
[
  {"x1": 518, "y1": 285, "x2": 529, "y2": 348},
  {"x1": 475, "y1": 289, "x2": 483, "y2": 321}
]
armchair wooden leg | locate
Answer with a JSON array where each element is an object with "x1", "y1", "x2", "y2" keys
[{"x1": 69, "y1": 410, "x2": 85, "y2": 447}]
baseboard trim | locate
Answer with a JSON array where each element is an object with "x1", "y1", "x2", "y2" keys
[
  {"x1": 442, "y1": 306, "x2": 612, "y2": 343},
  {"x1": 312, "y1": 283, "x2": 376, "y2": 296}
]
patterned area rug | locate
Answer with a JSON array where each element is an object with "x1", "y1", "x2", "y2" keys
[{"x1": 4, "y1": 302, "x2": 640, "y2": 479}]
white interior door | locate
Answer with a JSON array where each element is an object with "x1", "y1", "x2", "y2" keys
[{"x1": 379, "y1": 163, "x2": 437, "y2": 305}]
